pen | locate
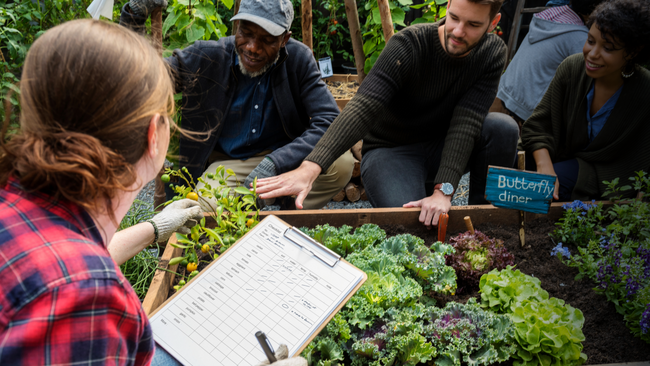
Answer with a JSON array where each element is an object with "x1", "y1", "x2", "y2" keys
[{"x1": 255, "y1": 330, "x2": 277, "y2": 363}]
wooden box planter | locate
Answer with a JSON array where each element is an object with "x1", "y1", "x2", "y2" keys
[
  {"x1": 143, "y1": 203, "x2": 569, "y2": 315},
  {"x1": 324, "y1": 74, "x2": 358, "y2": 111},
  {"x1": 142, "y1": 203, "x2": 650, "y2": 365}
]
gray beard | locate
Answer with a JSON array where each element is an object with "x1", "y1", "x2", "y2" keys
[{"x1": 236, "y1": 51, "x2": 280, "y2": 78}]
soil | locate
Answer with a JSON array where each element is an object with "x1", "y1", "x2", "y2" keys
[
  {"x1": 383, "y1": 218, "x2": 650, "y2": 365},
  {"x1": 166, "y1": 217, "x2": 650, "y2": 364},
  {"x1": 325, "y1": 80, "x2": 359, "y2": 99}
]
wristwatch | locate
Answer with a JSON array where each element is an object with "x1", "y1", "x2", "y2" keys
[{"x1": 434, "y1": 183, "x2": 454, "y2": 196}]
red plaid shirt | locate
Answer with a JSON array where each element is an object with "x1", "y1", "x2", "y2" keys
[{"x1": 0, "y1": 178, "x2": 154, "y2": 365}]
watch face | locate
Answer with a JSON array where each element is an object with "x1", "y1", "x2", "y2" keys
[{"x1": 441, "y1": 183, "x2": 454, "y2": 195}]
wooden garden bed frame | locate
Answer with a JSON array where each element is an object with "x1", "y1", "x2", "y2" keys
[
  {"x1": 141, "y1": 202, "x2": 650, "y2": 365},
  {"x1": 143, "y1": 202, "x2": 574, "y2": 315},
  {"x1": 325, "y1": 74, "x2": 359, "y2": 111}
]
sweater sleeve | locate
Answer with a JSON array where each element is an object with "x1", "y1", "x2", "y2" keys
[
  {"x1": 304, "y1": 33, "x2": 415, "y2": 171},
  {"x1": 268, "y1": 43, "x2": 340, "y2": 173},
  {"x1": 434, "y1": 40, "x2": 507, "y2": 187},
  {"x1": 521, "y1": 56, "x2": 573, "y2": 158}
]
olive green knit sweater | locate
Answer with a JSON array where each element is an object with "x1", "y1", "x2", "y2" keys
[
  {"x1": 522, "y1": 53, "x2": 650, "y2": 199},
  {"x1": 305, "y1": 20, "x2": 506, "y2": 188}
]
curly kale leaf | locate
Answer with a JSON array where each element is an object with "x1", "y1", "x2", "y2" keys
[
  {"x1": 446, "y1": 230, "x2": 515, "y2": 292},
  {"x1": 302, "y1": 337, "x2": 344, "y2": 366},
  {"x1": 300, "y1": 224, "x2": 387, "y2": 257},
  {"x1": 351, "y1": 308, "x2": 435, "y2": 366},
  {"x1": 379, "y1": 235, "x2": 457, "y2": 294},
  {"x1": 424, "y1": 298, "x2": 516, "y2": 366}
]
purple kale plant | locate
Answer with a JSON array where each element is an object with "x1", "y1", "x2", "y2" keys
[{"x1": 446, "y1": 230, "x2": 514, "y2": 293}]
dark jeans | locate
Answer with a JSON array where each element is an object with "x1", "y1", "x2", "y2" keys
[
  {"x1": 524, "y1": 154, "x2": 579, "y2": 201},
  {"x1": 361, "y1": 112, "x2": 520, "y2": 207}
]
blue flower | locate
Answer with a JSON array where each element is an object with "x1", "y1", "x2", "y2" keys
[{"x1": 551, "y1": 242, "x2": 571, "y2": 259}]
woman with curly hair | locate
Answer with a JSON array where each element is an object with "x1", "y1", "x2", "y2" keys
[{"x1": 521, "y1": 0, "x2": 650, "y2": 201}]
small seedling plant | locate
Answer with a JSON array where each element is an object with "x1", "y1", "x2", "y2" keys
[{"x1": 162, "y1": 165, "x2": 260, "y2": 290}]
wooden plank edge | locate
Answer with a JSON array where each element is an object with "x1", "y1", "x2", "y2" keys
[
  {"x1": 142, "y1": 235, "x2": 183, "y2": 316},
  {"x1": 197, "y1": 201, "x2": 611, "y2": 234},
  {"x1": 336, "y1": 98, "x2": 351, "y2": 111},
  {"x1": 324, "y1": 74, "x2": 359, "y2": 82}
]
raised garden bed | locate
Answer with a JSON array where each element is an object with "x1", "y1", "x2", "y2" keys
[
  {"x1": 325, "y1": 74, "x2": 359, "y2": 111},
  {"x1": 143, "y1": 204, "x2": 650, "y2": 365}
]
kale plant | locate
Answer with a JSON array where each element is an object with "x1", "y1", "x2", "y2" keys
[
  {"x1": 446, "y1": 230, "x2": 514, "y2": 293},
  {"x1": 299, "y1": 224, "x2": 462, "y2": 366},
  {"x1": 301, "y1": 223, "x2": 386, "y2": 257},
  {"x1": 423, "y1": 298, "x2": 516, "y2": 366}
]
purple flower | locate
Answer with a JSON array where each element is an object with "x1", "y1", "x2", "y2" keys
[{"x1": 641, "y1": 304, "x2": 650, "y2": 335}]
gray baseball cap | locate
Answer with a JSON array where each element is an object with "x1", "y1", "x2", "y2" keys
[{"x1": 231, "y1": 0, "x2": 294, "y2": 37}]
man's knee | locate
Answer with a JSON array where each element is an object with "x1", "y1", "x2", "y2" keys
[
  {"x1": 483, "y1": 112, "x2": 520, "y2": 146},
  {"x1": 322, "y1": 150, "x2": 355, "y2": 188}
]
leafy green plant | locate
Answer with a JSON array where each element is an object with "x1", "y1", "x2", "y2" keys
[
  {"x1": 300, "y1": 224, "x2": 465, "y2": 366},
  {"x1": 446, "y1": 230, "x2": 514, "y2": 293},
  {"x1": 117, "y1": 199, "x2": 158, "y2": 299},
  {"x1": 360, "y1": 0, "x2": 446, "y2": 73},
  {"x1": 479, "y1": 267, "x2": 587, "y2": 366},
  {"x1": 423, "y1": 298, "x2": 516, "y2": 366},
  {"x1": 554, "y1": 172, "x2": 650, "y2": 343},
  {"x1": 162, "y1": 0, "x2": 234, "y2": 51},
  {"x1": 164, "y1": 165, "x2": 259, "y2": 289},
  {"x1": 410, "y1": 0, "x2": 447, "y2": 25},
  {"x1": 120, "y1": 245, "x2": 161, "y2": 299},
  {"x1": 552, "y1": 200, "x2": 605, "y2": 247}
]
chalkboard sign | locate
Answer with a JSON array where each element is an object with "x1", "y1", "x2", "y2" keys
[{"x1": 484, "y1": 166, "x2": 556, "y2": 214}]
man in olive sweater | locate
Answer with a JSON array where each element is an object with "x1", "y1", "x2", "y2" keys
[{"x1": 257, "y1": 0, "x2": 519, "y2": 226}]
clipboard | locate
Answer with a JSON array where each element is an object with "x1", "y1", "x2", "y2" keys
[{"x1": 149, "y1": 215, "x2": 367, "y2": 366}]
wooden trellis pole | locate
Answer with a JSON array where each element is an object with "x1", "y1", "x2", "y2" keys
[
  {"x1": 302, "y1": 0, "x2": 313, "y2": 50},
  {"x1": 518, "y1": 151, "x2": 526, "y2": 246},
  {"x1": 377, "y1": 0, "x2": 394, "y2": 43},
  {"x1": 344, "y1": 0, "x2": 366, "y2": 82},
  {"x1": 232, "y1": 0, "x2": 242, "y2": 35}
]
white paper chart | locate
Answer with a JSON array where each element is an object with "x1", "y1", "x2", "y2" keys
[{"x1": 150, "y1": 215, "x2": 365, "y2": 366}]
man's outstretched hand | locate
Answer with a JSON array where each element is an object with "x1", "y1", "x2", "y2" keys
[
  {"x1": 403, "y1": 190, "x2": 452, "y2": 228},
  {"x1": 254, "y1": 161, "x2": 322, "y2": 210}
]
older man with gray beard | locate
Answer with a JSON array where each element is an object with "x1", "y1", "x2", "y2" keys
[{"x1": 121, "y1": 0, "x2": 354, "y2": 210}]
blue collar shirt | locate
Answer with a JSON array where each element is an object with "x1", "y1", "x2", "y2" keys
[
  {"x1": 586, "y1": 83, "x2": 623, "y2": 142},
  {"x1": 215, "y1": 57, "x2": 290, "y2": 159}
]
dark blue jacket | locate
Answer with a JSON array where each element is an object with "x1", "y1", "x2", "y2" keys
[{"x1": 120, "y1": 7, "x2": 339, "y2": 181}]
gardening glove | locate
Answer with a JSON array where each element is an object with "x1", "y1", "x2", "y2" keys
[
  {"x1": 151, "y1": 199, "x2": 203, "y2": 243},
  {"x1": 244, "y1": 157, "x2": 277, "y2": 190},
  {"x1": 129, "y1": 0, "x2": 168, "y2": 17},
  {"x1": 255, "y1": 344, "x2": 308, "y2": 366}
]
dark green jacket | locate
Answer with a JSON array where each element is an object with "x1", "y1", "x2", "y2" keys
[{"x1": 521, "y1": 53, "x2": 650, "y2": 199}]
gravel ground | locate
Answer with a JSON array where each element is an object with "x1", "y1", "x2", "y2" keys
[
  {"x1": 135, "y1": 179, "x2": 156, "y2": 212},
  {"x1": 136, "y1": 173, "x2": 470, "y2": 211}
]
